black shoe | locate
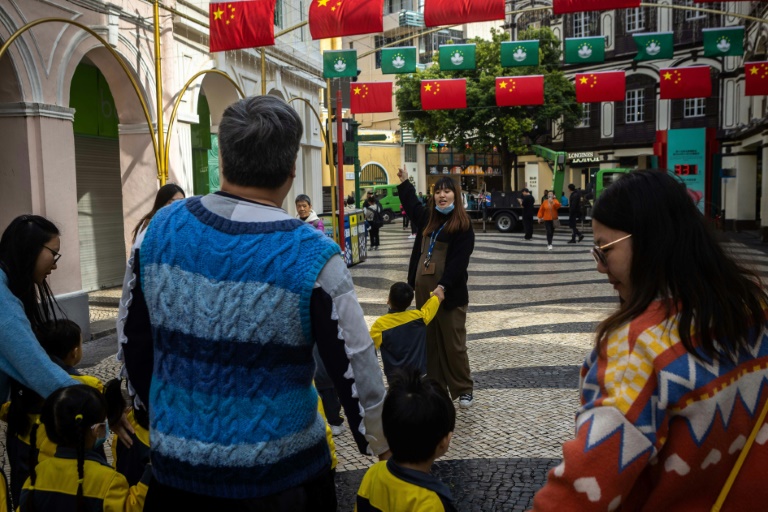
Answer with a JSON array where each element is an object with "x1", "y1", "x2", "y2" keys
[
  {"x1": 568, "y1": 240, "x2": 576, "y2": 244},
  {"x1": 578, "y1": 234, "x2": 584, "y2": 242}
]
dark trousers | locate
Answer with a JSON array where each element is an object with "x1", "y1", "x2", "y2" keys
[
  {"x1": 144, "y1": 470, "x2": 337, "y2": 512},
  {"x1": 369, "y1": 226, "x2": 380, "y2": 248},
  {"x1": 313, "y1": 346, "x2": 342, "y2": 426},
  {"x1": 545, "y1": 220, "x2": 554, "y2": 245},
  {"x1": 402, "y1": 215, "x2": 409, "y2": 228},
  {"x1": 522, "y1": 215, "x2": 533, "y2": 239},
  {"x1": 569, "y1": 216, "x2": 582, "y2": 241}
]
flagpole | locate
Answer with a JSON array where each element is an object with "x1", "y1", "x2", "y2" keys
[
  {"x1": 261, "y1": 49, "x2": 267, "y2": 95},
  {"x1": 153, "y1": 0, "x2": 166, "y2": 185},
  {"x1": 336, "y1": 86, "x2": 346, "y2": 255},
  {"x1": 326, "y1": 78, "x2": 339, "y2": 244}
]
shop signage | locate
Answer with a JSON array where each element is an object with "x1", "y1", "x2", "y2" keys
[
  {"x1": 568, "y1": 152, "x2": 600, "y2": 164},
  {"x1": 668, "y1": 128, "x2": 706, "y2": 213}
]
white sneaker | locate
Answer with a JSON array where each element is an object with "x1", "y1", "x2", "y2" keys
[
  {"x1": 547, "y1": 245, "x2": 553, "y2": 250},
  {"x1": 408, "y1": 234, "x2": 416, "y2": 239},
  {"x1": 459, "y1": 393, "x2": 474, "y2": 408},
  {"x1": 330, "y1": 424, "x2": 345, "y2": 436}
]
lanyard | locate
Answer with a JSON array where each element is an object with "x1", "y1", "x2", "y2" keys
[{"x1": 424, "y1": 223, "x2": 446, "y2": 268}]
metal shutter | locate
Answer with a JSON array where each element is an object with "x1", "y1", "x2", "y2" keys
[{"x1": 75, "y1": 135, "x2": 126, "y2": 292}]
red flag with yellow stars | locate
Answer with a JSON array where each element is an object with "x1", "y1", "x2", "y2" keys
[
  {"x1": 209, "y1": 0, "x2": 276, "y2": 52},
  {"x1": 659, "y1": 67, "x2": 711, "y2": 99},
  {"x1": 420, "y1": 79, "x2": 467, "y2": 110},
  {"x1": 495, "y1": 76, "x2": 544, "y2": 107},
  {"x1": 424, "y1": 0, "x2": 505, "y2": 27},
  {"x1": 309, "y1": 0, "x2": 383, "y2": 40},
  {"x1": 574, "y1": 71, "x2": 625, "y2": 103},
  {"x1": 350, "y1": 82, "x2": 393, "y2": 114},
  {"x1": 745, "y1": 62, "x2": 768, "y2": 96}
]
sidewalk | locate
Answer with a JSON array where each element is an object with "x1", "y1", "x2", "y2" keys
[{"x1": 87, "y1": 287, "x2": 121, "y2": 340}]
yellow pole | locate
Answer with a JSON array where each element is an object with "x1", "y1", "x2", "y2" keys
[
  {"x1": 326, "y1": 79, "x2": 338, "y2": 244},
  {"x1": 261, "y1": 49, "x2": 267, "y2": 95},
  {"x1": 153, "y1": 0, "x2": 167, "y2": 185}
]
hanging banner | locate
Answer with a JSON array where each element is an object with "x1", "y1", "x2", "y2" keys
[{"x1": 668, "y1": 128, "x2": 707, "y2": 213}]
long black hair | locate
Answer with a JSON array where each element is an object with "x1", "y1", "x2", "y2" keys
[
  {"x1": 131, "y1": 183, "x2": 185, "y2": 242},
  {"x1": 422, "y1": 176, "x2": 471, "y2": 236},
  {"x1": 592, "y1": 170, "x2": 767, "y2": 359},
  {"x1": 0, "y1": 215, "x2": 61, "y2": 330},
  {"x1": 35, "y1": 382, "x2": 123, "y2": 512}
]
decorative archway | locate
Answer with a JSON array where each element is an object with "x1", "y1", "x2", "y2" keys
[{"x1": 361, "y1": 163, "x2": 388, "y2": 187}]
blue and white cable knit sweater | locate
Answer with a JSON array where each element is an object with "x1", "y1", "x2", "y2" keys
[{"x1": 138, "y1": 194, "x2": 366, "y2": 499}]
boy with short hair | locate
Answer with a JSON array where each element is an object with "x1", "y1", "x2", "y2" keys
[
  {"x1": 370, "y1": 282, "x2": 441, "y2": 380},
  {"x1": 356, "y1": 368, "x2": 457, "y2": 511}
]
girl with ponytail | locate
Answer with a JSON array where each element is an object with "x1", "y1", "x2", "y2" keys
[{"x1": 17, "y1": 384, "x2": 149, "y2": 512}]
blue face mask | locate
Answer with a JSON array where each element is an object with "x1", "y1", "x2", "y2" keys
[
  {"x1": 92, "y1": 419, "x2": 110, "y2": 450},
  {"x1": 435, "y1": 202, "x2": 455, "y2": 214}
]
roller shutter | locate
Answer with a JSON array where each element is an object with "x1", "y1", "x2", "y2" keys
[{"x1": 75, "y1": 135, "x2": 125, "y2": 292}]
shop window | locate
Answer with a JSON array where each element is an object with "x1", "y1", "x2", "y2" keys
[
  {"x1": 573, "y1": 12, "x2": 594, "y2": 38},
  {"x1": 577, "y1": 105, "x2": 591, "y2": 128},
  {"x1": 405, "y1": 144, "x2": 418, "y2": 162},
  {"x1": 682, "y1": 0, "x2": 706, "y2": 20}
]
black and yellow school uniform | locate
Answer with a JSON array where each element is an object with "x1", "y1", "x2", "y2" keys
[
  {"x1": 356, "y1": 460, "x2": 456, "y2": 512},
  {"x1": 369, "y1": 296, "x2": 440, "y2": 380},
  {"x1": 17, "y1": 447, "x2": 150, "y2": 512},
  {"x1": 110, "y1": 408, "x2": 150, "y2": 487}
]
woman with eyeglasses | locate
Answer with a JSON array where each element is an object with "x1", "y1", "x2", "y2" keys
[{"x1": 533, "y1": 170, "x2": 768, "y2": 510}]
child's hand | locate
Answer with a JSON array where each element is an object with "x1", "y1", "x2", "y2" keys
[{"x1": 432, "y1": 285, "x2": 445, "y2": 302}]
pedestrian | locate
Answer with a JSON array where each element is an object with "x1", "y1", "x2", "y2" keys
[
  {"x1": 397, "y1": 168, "x2": 476, "y2": 409},
  {"x1": 17, "y1": 384, "x2": 150, "y2": 512},
  {"x1": 120, "y1": 95, "x2": 389, "y2": 510},
  {"x1": 369, "y1": 282, "x2": 443, "y2": 380},
  {"x1": 295, "y1": 194, "x2": 324, "y2": 232},
  {"x1": 541, "y1": 189, "x2": 549, "y2": 203},
  {"x1": 130, "y1": 183, "x2": 185, "y2": 242},
  {"x1": 559, "y1": 191, "x2": 569, "y2": 207},
  {"x1": 566, "y1": 184, "x2": 584, "y2": 244},
  {"x1": 356, "y1": 368, "x2": 457, "y2": 512},
  {"x1": 537, "y1": 191, "x2": 561, "y2": 250},
  {"x1": 364, "y1": 191, "x2": 383, "y2": 250},
  {"x1": 518, "y1": 188, "x2": 535, "y2": 240},
  {"x1": 532, "y1": 170, "x2": 768, "y2": 510},
  {"x1": 418, "y1": 192, "x2": 426, "y2": 206}
]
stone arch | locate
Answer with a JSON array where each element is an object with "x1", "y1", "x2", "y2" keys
[
  {"x1": 0, "y1": 9, "x2": 44, "y2": 103},
  {"x1": 0, "y1": 41, "x2": 24, "y2": 103},
  {"x1": 201, "y1": 70, "x2": 242, "y2": 126}
]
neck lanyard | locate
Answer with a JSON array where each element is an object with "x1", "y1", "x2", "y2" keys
[{"x1": 424, "y1": 223, "x2": 446, "y2": 268}]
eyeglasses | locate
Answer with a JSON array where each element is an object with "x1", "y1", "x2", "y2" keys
[
  {"x1": 591, "y1": 234, "x2": 632, "y2": 267},
  {"x1": 43, "y1": 246, "x2": 62, "y2": 264}
]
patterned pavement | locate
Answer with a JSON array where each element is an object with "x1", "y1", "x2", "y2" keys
[{"x1": 12, "y1": 222, "x2": 765, "y2": 511}]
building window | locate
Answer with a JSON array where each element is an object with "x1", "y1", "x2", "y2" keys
[
  {"x1": 274, "y1": 0, "x2": 283, "y2": 28},
  {"x1": 684, "y1": 98, "x2": 706, "y2": 117},
  {"x1": 625, "y1": 8, "x2": 645, "y2": 32},
  {"x1": 573, "y1": 12, "x2": 594, "y2": 38},
  {"x1": 577, "y1": 106, "x2": 591, "y2": 128},
  {"x1": 405, "y1": 144, "x2": 418, "y2": 162},
  {"x1": 418, "y1": 0, "x2": 425, "y2": 13},
  {"x1": 625, "y1": 89, "x2": 644, "y2": 123},
  {"x1": 682, "y1": 0, "x2": 706, "y2": 20},
  {"x1": 299, "y1": 1, "x2": 305, "y2": 41},
  {"x1": 384, "y1": 0, "x2": 408, "y2": 15}
]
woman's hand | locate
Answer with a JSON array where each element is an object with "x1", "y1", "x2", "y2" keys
[
  {"x1": 397, "y1": 167, "x2": 409, "y2": 183},
  {"x1": 113, "y1": 410, "x2": 135, "y2": 448}
]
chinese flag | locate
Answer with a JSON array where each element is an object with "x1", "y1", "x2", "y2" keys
[
  {"x1": 553, "y1": 0, "x2": 639, "y2": 14},
  {"x1": 575, "y1": 71, "x2": 625, "y2": 103},
  {"x1": 350, "y1": 82, "x2": 393, "y2": 114},
  {"x1": 495, "y1": 76, "x2": 544, "y2": 107},
  {"x1": 659, "y1": 67, "x2": 711, "y2": 99},
  {"x1": 209, "y1": 0, "x2": 275, "y2": 52},
  {"x1": 309, "y1": 0, "x2": 383, "y2": 40},
  {"x1": 424, "y1": 0, "x2": 505, "y2": 27},
  {"x1": 421, "y1": 79, "x2": 467, "y2": 110},
  {"x1": 745, "y1": 62, "x2": 768, "y2": 96}
]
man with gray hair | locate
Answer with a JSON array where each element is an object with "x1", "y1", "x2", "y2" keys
[{"x1": 120, "y1": 95, "x2": 389, "y2": 510}]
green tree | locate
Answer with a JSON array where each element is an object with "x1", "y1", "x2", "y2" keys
[{"x1": 395, "y1": 27, "x2": 581, "y2": 192}]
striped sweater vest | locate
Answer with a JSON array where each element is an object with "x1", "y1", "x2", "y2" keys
[{"x1": 140, "y1": 197, "x2": 340, "y2": 499}]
